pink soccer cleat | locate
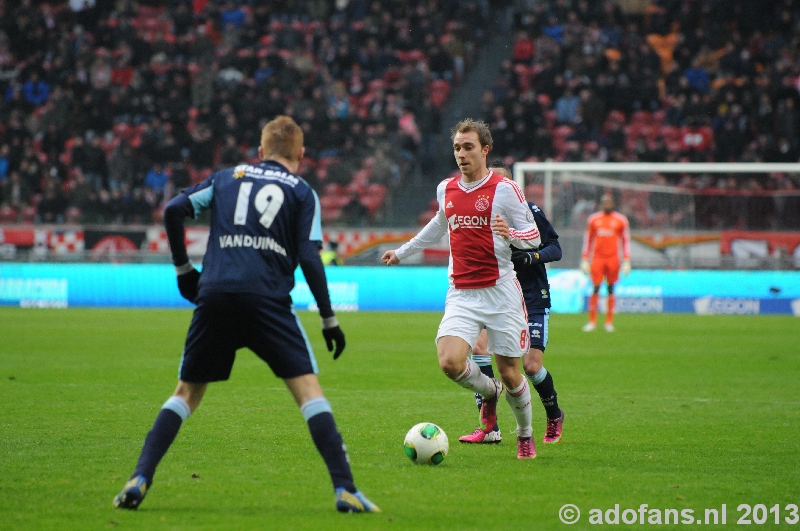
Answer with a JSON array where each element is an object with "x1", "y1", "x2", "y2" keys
[
  {"x1": 459, "y1": 428, "x2": 502, "y2": 444},
  {"x1": 543, "y1": 411, "x2": 564, "y2": 444},
  {"x1": 479, "y1": 379, "x2": 503, "y2": 433},
  {"x1": 517, "y1": 436, "x2": 537, "y2": 459}
]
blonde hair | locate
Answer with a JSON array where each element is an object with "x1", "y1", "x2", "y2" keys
[
  {"x1": 261, "y1": 116, "x2": 303, "y2": 161},
  {"x1": 450, "y1": 118, "x2": 493, "y2": 150}
]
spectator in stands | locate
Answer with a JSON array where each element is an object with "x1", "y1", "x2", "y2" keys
[
  {"x1": 0, "y1": 144, "x2": 9, "y2": 180},
  {"x1": 2, "y1": 0, "x2": 799, "y2": 233},
  {"x1": 144, "y1": 163, "x2": 169, "y2": 197},
  {"x1": 600, "y1": 118, "x2": 626, "y2": 154},
  {"x1": 37, "y1": 181, "x2": 68, "y2": 224},
  {"x1": 74, "y1": 131, "x2": 108, "y2": 190},
  {"x1": 555, "y1": 88, "x2": 580, "y2": 125},
  {"x1": 67, "y1": 169, "x2": 94, "y2": 215},
  {"x1": 777, "y1": 178, "x2": 800, "y2": 230},
  {"x1": 341, "y1": 191, "x2": 369, "y2": 227},
  {"x1": 577, "y1": 88, "x2": 606, "y2": 141},
  {"x1": 512, "y1": 30, "x2": 535, "y2": 64},
  {"x1": 22, "y1": 71, "x2": 50, "y2": 107},
  {"x1": 124, "y1": 187, "x2": 153, "y2": 224}
]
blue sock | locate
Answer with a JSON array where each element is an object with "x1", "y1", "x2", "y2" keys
[
  {"x1": 133, "y1": 396, "x2": 191, "y2": 484},
  {"x1": 529, "y1": 367, "x2": 560, "y2": 419},
  {"x1": 302, "y1": 398, "x2": 356, "y2": 493}
]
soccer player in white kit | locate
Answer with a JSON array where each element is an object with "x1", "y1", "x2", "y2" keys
[{"x1": 382, "y1": 119, "x2": 542, "y2": 458}]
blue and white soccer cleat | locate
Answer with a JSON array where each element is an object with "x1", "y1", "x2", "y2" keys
[
  {"x1": 335, "y1": 487, "x2": 381, "y2": 513},
  {"x1": 113, "y1": 475, "x2": 149, "y2": 509}
]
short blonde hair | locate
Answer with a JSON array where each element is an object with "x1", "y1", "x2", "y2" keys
[
  {"x1": 451, "y1": 118, "x2": 493, "y2": 150},
  {"x1": 261, "y1": 116, "x2": 303, "y2": 161}
]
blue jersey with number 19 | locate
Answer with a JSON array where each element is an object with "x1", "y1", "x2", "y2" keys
[{"x1": 182, "y1": 160, "x2": 322, "y2": 299}]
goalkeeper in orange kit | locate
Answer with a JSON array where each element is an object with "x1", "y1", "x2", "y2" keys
[{"x1": 580, "y1": 194, "x2": 631, "y2": 332}]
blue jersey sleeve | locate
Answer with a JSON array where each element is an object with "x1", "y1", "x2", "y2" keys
[
  {"x1": 512, "y1": 202, "x2": 561, "y2": 310},
  {"x1": 163, "y1": 173, "x2": 217, "y2": 265},
  {"x1": 532, "y1": 205, "x2": 561, "y2": 263},
  {"x1": 296, "y1": 185, "x2": 334, "y2": 318},
  {"x1": 164, "y1": 193, "x2": 194, "y2": 266},
  {"x1": 182, "y1": 173, "x2": 216, "y2": 219}
]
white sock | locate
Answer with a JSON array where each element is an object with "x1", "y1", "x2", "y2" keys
[
  {"x1": 505, "y1": 379, "x2": 533, "y2": 438},
  {"x1": 454, "y1": 358, "x2": 497, "y2": 399}
]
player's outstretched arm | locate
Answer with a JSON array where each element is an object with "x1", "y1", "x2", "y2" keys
[
  {"x1": 164, "y1": 194, "x2": 201, "y2": 303},
  {"x1": 381, "y1": 250, "x2": 400, "y2": 265},
  {"x1": 298, "y1": 240, "x2": 346, "y2": 359},
  {"x1": 391, "y1": 206, "x2": 447, "y2": 263}
]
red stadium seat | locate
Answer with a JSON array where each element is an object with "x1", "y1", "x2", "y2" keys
[
  {"x1": 324, "y1": 183, "x2": 345, "y2": 197},
  {"x1": 20, "y1": 205, "x2": 37, "y2": 224},
  {"x1": 428, "y1": 79, "x2": 451, "y2": 108},
  {"x1": 322, "y1": 207, "x2": 342, "y2": 224},
  {"x1": 0, "y1": 205, "x2": 17, "y2": 223},
  {"x1": 418, "y1": 210, "x2": 437, "y2": 225}
]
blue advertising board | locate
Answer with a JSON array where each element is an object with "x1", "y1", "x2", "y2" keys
[{"x1": 0, "y1": 263, "x2": 798, "y2": 315}]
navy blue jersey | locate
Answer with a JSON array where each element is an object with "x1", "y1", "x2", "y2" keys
[
  {"x1": 512, "y1": 202, "x2": 562, "y2": 311},
  {"x1": 165, "y1": 160, "x2": 333, "y2": 315}
]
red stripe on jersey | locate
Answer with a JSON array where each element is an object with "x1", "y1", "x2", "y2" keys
[
  {"x1": 444, "y1": 174, "x2": 504, "y2": 289},
  {"x1": 513, "y1": 278, "x2": 528, "y2": 322},
  {"x1": 506, "y1": 180, "x2": 526, "y2": 203},
  {"x1": 509, "y1": 228, "x2": 541, "y2": 240}
]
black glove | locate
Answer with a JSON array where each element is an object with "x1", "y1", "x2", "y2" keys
[
  {"x1": 176, "y1": 267, "x2": 200, "y2": 303},
  {"x1": 322, "y1": 325, "x2": 346, "y2": 359},
  {"x1": 511, "y1": 249, "x2": 539, "y2": 267}
]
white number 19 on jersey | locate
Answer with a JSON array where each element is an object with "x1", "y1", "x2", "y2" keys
[{"x1": 233, "y1": 182, "x2": 285, "y2": 228}]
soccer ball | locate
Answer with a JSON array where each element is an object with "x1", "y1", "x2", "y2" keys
[{"x1": 403, "y1": 423, "x2": 449, "y2": 465}]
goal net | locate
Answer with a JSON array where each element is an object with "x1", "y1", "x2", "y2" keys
[{"x1": 512, "y1": 162, "x2": 800, "y2": 270}]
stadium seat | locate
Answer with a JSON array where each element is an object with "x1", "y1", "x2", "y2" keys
[
  {"x1": 0, "y1": 205, "x2": 17, "y2": 223},
  {"x1": 20, "y1": 205, "x2": 37, "y2": 224},
  {"x1": 418, "y1": 210, "x2": 437, "y2": 225},
  {"x1": 428, "y1": 80, "x2": 451, "y2": 108},
  {"x1": 64, "y1": 207, "x2": 82, "y2": 224},
  {"x1": 322, "y1": 207, "x2": 342, "y2": 224},
  {"x1": 525, "y1": 184, "x2": 545, "y2": 203},
  {"x1": 324, "y1": 183, "x2": 345, "y2": 197}
]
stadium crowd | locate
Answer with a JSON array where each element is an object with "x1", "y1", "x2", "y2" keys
[
  {"x1": 0, "y1": 0, "x2": 483, "y2": 225},
  {"x1": 0, "y1": 0, "x2": 799, "y2": 230},
  {"x1": 481, "y1": 0, "x2": 800, "y2": 230}
]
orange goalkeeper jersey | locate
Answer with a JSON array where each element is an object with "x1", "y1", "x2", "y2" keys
[{"x1": 581, "y1": 211, "x2": 631, "y2": 260}]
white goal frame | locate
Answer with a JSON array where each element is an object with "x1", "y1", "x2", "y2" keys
[{"x1": 512, "y1": 162, "x2": 800, "y2": 220}]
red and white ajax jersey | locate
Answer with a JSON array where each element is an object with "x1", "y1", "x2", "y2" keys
[{"x1": 396, "y1": 171, "x2": 541, "y2": 289}]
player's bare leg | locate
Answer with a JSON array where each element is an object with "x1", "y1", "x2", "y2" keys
[
  {"x1": 284, "y1": 374, "x2": 380, "y2": 513},
  {"x1": 523, "y1": 348, "x2": 563, "y2": 444},
  {"x1": 439, "y1": 335, "x2": 502, "y2": 433}
]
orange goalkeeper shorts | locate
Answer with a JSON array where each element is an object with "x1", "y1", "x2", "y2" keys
[{"x1": 590, "y1": 257, "x2": 620, "y2": 286}]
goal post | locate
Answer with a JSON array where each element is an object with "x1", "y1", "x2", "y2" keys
[
  {"x1": 513, "y1": 162, "x2": 800, "y2": 220},
  {"x1": 511, "y1": 161, "x2": 800, "y2": 270}
]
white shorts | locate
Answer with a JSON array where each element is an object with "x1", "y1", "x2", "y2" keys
[{"x1": 436, "y1": 278, "x2": 529, "y2": 357}]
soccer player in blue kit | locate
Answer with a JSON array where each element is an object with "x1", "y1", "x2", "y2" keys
[
  {"x1": 113, "y1": 116, "x2": 379, "y2": 513},
  {"x1": 459, "y1": 162, "x2": 564, "y2": 453}
]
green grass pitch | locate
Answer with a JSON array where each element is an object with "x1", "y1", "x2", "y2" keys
[{"x1": 1, "y1": 308, "x2": 799, "y2": 529}]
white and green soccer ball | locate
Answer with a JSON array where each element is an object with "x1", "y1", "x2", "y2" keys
[{"x1": 403, "y1": 422, "x2": 449, "y2": 465}]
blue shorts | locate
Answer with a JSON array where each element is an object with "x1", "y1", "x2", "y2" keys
[
  {"x1": 180, "y1": 292, "x2": 318, "y2": 382},
  {"x1": 528, "y1": 309, "x2": 549, "y2": 352}
]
